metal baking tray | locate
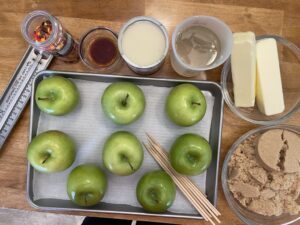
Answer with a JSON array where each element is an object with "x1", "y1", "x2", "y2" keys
[{"x1": 27, "y1": 70, "x2": 224, "y2": 220}]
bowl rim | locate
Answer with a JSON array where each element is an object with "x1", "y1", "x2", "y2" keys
[
  {"x1": 221, "y1": 124, "x2": 300, "y2": 225},
  {"x1": 221, "y1": 34, "x2": 300, "y2": 125}
]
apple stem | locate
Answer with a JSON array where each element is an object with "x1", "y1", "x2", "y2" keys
[
  {"x1": 41, "y1": 153, "x2": 51, "y2": 164},
  {"x1": 38, "y1": 97, "x2": 51, "y2": 101},
  {"x1": 121, "y1": 154, "x2": 134, "y2": 171},
  {"x1": 192, "y1": 102, "x2": 201, "y2": 106},
  {"x1": 128, "y1": 161, "x2": 134, "y2": 171},
  {"x1": 149, "y1": 189, "x2": 160, "y2": 204},
  {"x1": 121, "y1": 94, "x2": 129, "y2": 107},
  {"x1": 84, "y1": 194, "x2": 88, "y2": 205}
]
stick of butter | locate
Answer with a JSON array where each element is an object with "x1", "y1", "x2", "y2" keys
[
  {"x1": 231, "y1": 32, "x2": 256, "y2": 107},
  {"x1": 256, "y1": 38, "x2": 285, "y2": 116}
]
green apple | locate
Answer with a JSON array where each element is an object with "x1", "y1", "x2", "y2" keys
[
  {"x1": 67, "y1": 164, "x2": 107, "y2": 207},
  {"x1": 102, "y1": 131, "x2": 143, "y2": 176},
  {"x1": 101, "y1": 82, "x2": 145, "y2": 125},
  {"x1": 136, "y1": 170, "x2": 176, "y2": 213},
  {"x1": 165, "y1": 83, "x2": 206, "y2": 126},
  {"x1": 27, "y1": 130, "x2": 76, "y2": 173},
  {"x1": 35, "y1": 76, "x2": 80, "y2": 116},
  {"x1": 170, "y1": 133, "x2": 212, "y2": 176}
]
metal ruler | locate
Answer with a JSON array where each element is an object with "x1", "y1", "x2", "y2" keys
[{"x1": 0, "y1": 46, "x2": 53, "y2": 149}]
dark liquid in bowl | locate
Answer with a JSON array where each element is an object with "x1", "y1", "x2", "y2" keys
[{"x1": 89, "y1": 38, "x2": 117, "y2": 66}]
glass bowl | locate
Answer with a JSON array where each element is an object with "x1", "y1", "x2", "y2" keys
[
  {"x1": 221, "y1": 124, "x2": 300, "y2": 225},
  {"x1": 221, "y1": 35, "x2": 300, "y2": 125},
  {"x1": 79, "y1": 26, "x2": 122, "y2": 73}
]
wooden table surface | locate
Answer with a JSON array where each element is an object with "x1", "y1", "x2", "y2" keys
[{"x1": 0, "y1": 0, "x2": 299, "y2": 224}]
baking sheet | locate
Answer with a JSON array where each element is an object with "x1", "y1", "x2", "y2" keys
[{"x1": 32, "y1": 78, "x2": 215, "y2": 215}]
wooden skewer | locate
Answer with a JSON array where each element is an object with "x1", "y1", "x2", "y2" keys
[
  {"x1": 146, "y1": 142, "x2": 220, "y2": 224},
  {"x1": 145, "y1": 142, "x2": 219, "y2": 225},
  {"x1": 144, "y1": 134, "x2": 221, "y2": 225},
  {"x1": 147, "y1": 134, "x2": 221, "y2": 217},
  {"x1": 146, "y1": 141, "x2": 221, "y2": 224},
  {"x1": 147, "y1": 134, "x2": 221, "y2": 215},
  {"x1": 155, "y1": 147, "x2": 219, "y2": 217},
  {"x1": 144, "y1": 143, "x2": 214, "y2": 224}
]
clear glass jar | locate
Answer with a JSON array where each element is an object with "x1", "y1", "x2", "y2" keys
[{"x1": 21, "y1": 10, "x2": 79, "y2": 63}]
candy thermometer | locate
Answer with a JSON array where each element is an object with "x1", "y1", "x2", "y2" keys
[{"x1": 0, "y1": 47, "x2": 53, "y2": 149}]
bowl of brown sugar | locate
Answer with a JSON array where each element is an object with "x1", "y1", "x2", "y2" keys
[{"x1": 222, "y1": 124, "x2": 300, "y2": 225}]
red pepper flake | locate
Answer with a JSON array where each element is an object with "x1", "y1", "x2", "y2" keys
[{"x1": 33, "y1": 20, "x2": 52, "y2": 43}]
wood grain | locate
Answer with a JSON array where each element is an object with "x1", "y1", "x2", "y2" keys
[{"x1": 0, "y1": 0, "x2": 299, "y2": 224}]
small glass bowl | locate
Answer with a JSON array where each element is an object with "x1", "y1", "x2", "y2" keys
[
  {"x1": 221, "y1": 35, "x2": 300, "y2": 125},
  {"x1": 79, "y1": 27, "x2": 122, "y2": 73},
  {"x1": 222, "y1": 124, "x2": 300, "y2": 225}
]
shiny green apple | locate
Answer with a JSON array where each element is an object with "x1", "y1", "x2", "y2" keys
[
  {"x1": 136, "y1": 170, "x2": 176, "y2": 213},
  {"x1": 166, "y1": 83, "x2": 206, "y2": 126},
  {"x1": 35, "y1": 76, "x2": 80, "y2": 116},
  {"x1": 102, "y1": 131, "x2": 143, "y2": 176},
  {"x1": 27, "y1": 130, "x2": 76, "y2": 173},
  {"x1": 170, "y1": 133, "x2": 212, "y2": 176},
  {"x1": 101, "y1": 82, "x2": 145, "y2": 125},
  {"x1": 67, "y1": 164, "x2": 107, "y2": 207}
]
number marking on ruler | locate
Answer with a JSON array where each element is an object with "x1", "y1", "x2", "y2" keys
[{"x1": 0, "y1": 47, "x2": 53, "y2": 149}]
